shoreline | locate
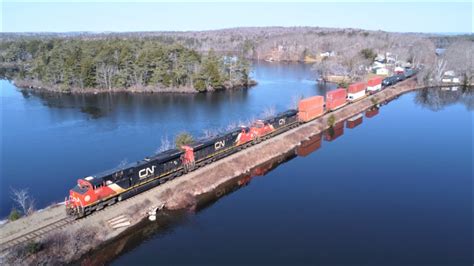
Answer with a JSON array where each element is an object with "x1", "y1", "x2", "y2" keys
[{"x1": 10, "y1": 79, "x2": 258, "y2": 95}]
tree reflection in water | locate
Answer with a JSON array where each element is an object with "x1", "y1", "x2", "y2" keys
[{"x1": 414, "y1": 86, "x2": 474, "y2": 111}]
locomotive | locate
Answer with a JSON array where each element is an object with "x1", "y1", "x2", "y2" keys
[
  {"x1": 66, "y1": 71, "x2": 414, "y2": 218},
  {"x1": 66, "y1": 110, "x2": 299, "y2": 217}
]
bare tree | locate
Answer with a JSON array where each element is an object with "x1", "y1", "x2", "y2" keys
[
  {"x1": 261, "y1": 105, "x2": 276, "y2": 119},
  {"x1": 226, "y1": 121, "x2": 239, "y2": 131},
  {"x1": 288, "y1": 94, "x2": 304, "y2": 109},
  {"x1": 444, "y1": 40, "x2": 474, "y2": 85},
  {"x1": 11, "y1": 188, "x2": 35, "y2": 216},
  {"x1": 156, "y1": 135, "x2": 171, "y2": 153},
  {"x1": 202, "y1": 128, "x2": 219, "y2": 138},
  {"x1": 117, "y1": 158, "x2": 128, "y2": 168},
  {"x1": 433, "y1": 58, "x2": 447, "y2": 82},
  {"x1": 312, "y1": 58, "x2": 331, "y2": 81}
]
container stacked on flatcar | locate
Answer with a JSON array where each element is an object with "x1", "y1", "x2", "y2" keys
[
  {"x1": 366, "y1": 77, "x2": 383, "y2": 93},
  {"x1": 326, "y1": 88, "x2": 347, "y2": 111},
  {"x1": 297, "y1": 95, "x2": 324, "y2": 122},
  {"x1": 347, "y1": 82, "x2": 367, "y2": 102}
]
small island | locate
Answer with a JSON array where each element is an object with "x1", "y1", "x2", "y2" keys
[{"x1": 0, "y1": 39, "x2": 255, "y2": 94}]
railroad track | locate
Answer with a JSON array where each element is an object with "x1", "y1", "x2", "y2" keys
[
  {"x1": 0, "y1": 186, "x2": 159, "y2": 253},
  {"x1": 0, "y1": 216, "x2": 74, "y2": 252}
]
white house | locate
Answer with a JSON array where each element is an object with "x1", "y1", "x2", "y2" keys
[
  {"x1": 442, "y1": 71, "x2": 461, "y2": 83},
  {"x1": 375, "y1": 68, "x2": 389, "y2": 75},
  {"x1": 320, "y1": 51, "x2": 335, "y2": 58}
]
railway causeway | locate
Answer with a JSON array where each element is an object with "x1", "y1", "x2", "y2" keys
[{"x1": 0, "y1": 78, "x2": 425, "y2": 263}]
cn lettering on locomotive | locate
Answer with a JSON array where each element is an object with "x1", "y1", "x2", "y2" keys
[
  {"x1": 138, "y1": 166, "x2": 156, "y2": 179},
  {"x1": 214, "y1": 140, "x2": 225, "y2": 150}
]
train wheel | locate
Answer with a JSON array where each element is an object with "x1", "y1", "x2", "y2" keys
[{"x1": 108, "y1": 199, "x2": 116, "y2": 206}]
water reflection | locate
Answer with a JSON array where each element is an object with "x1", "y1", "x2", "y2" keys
[
  {"x1": 366, "y1": 106, "x2": 380, "y2": 118},
  {"x1": 296, "y1": 133, "x2": 322, "y2": 157},
  {"x1": 346, "y1": 114, "x2": 363, "y2": 129},
  {"x1": 21, "y1": 88, "x2": 250, "y2": 120},
  {"x1": 325, "y1": 121, "x2": 345, "y2": 141},
  {"x1": 414, "y1": 86, "x2": 474, "y2": 111}
]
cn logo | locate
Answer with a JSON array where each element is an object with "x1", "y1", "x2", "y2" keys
[
  {"x1": 215, "y1": 140, "x2": 225, "y2": 150},
  {"x1": 139, "y1": 166, "x2": 156, "y2": 179},
  {"x1": 278, "y1": 118, "x2": 286, "y2": 125}
]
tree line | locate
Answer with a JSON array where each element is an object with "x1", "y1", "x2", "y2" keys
[{"x1": 0, "y1": 38, "x2": 251, "y2": 92}]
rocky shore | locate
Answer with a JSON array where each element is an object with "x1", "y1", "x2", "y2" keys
[{"x1": 11, "y1": 79, "x2": 258, "y2": 95}]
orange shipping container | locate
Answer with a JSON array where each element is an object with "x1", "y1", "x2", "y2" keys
[
  {"x1": 326, "y1": 88, "x2": 347, "y2": 111},
  {"x1": 367, "y1": 76, "x2": 383, "y2": 86},
  {"x1": 298, "y1": 95, "x2": 324, "y2": 112},
  {"x1": 347, "y1": 82, "x2": 366, "y2": 93},
  {"x1": 298, "y1": 105, "x2": 324, "y2": 122}
]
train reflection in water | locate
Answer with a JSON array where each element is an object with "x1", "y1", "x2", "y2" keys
[
  {"x1": 365, "y1": 106, "x2": 379, "y2": 118},
  {"x1": 346, "y1": 114, "x2": 363, "y2": 129},
  {"x1": 296, "y1": 133, "x2": 322, "y2": 157}
]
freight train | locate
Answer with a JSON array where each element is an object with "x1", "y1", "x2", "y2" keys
[{"x1": 66, "y1": 71, "x2": 415, "y2": 218}]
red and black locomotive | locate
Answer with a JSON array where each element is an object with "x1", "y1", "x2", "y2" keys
[{"x1": 66, "y1": 109, "x2": 299, "y2": 218}]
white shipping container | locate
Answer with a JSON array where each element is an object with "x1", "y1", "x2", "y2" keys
[
  {"x1": 367, "y1": 84, "x2": 382, "y2": 92},
  {"x1": 347, "y1": 90, "x2": 366, "y2": 102}
]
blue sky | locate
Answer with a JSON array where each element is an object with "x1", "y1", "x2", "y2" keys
[{"x1": 1, "y1": 1, "x2": 472, "y2": 33}]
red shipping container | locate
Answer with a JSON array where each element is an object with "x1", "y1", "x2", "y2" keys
[
  {"x1": 298, "y1": 95, "x2": 324, "y2": 112},
  {"x1": 298, "y1": 105, "x2": 324, "y2": 122},
  {"x1": 347, "y1": 82, "x2": 366, "y2": 93},
  {"x1": 326, "y1": 88, "x2": 347, "y2": 111},
  {"x1": 367, "y1": 76, "x2": 383, "y2": 86}
]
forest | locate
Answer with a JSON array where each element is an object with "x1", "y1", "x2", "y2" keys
[
  {"x1": 1, "y1": 27, "x2": 472, "y2": 91},
  {"x1": 0, "y1": 38, "x2": 252, "y2": 93}
]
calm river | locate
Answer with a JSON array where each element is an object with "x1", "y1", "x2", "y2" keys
[{"x1": 1, "y1": 62, "x2": 472, "y2": 264}]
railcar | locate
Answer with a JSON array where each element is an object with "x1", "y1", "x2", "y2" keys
[
  {"x1": 67, "y1": 149, "x2": 184, "y2": 217},
  {"x1": 181, "y1": 128, "x2": 242, "y2": 172},
  {"x1": 264, "y1": 109, "x2": 299, "y2": 130}
]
